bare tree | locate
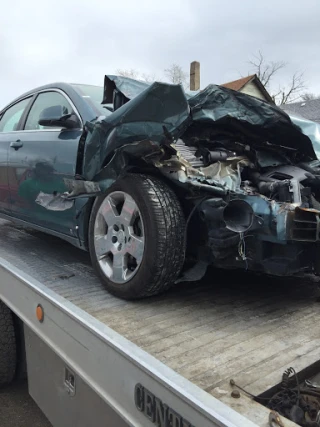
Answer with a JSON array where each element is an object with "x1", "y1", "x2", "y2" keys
[
  {"x1": 272, "y1": 72, "x2": 306, "y2": 105},
  {"x1": 249, "y1": 51, "x2": 286, "y2": 88},
  {"x1": 141, "y1": 72, "x2": 159, "y2": 83},
  {"x1": 301, "y1": 92, "x2": 320, "y2": 101},
  {"x1": 249, "y1": 51, "x2": 306, "y2": 104},
  {"x1": 116, "y1": 68, "x2": 141, "y2": 79},
  {"x1": 116, "y1": 64, "x2": 189, "y2": 88},
  {"x1": 164, "y1": 63, "x2": 188, "y2": 87},
  {"x1": 116, "y1": 68, "x2": 159, "y2": 83}
]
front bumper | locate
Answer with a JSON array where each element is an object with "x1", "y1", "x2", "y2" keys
[{"x1": 200, "y1": 195, "x2": 320, "y2": 277}]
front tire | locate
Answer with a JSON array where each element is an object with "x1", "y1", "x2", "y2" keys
[{"x1": 88, "y1": 174, "x2": 186, "y2": 299}]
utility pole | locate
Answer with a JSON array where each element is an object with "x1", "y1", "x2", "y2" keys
[{"x1": 190, "y1": 61, "x2": 200, "y2": 91}]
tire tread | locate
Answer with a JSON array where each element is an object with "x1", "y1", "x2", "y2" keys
[
  {"x1": 89, "y1": 173, "x2": 186, "y2": 299},
  {"x1": 138, "y1": 175, "x2": 185, "y2": 297}
]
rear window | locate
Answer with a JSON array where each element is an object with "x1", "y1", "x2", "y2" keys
[{"x1": 0, "y1": 97, "x2": 31, "y2": 132}]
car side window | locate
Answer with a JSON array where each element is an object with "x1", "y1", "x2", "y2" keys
[
  {"x1": 24, "y1": 91, "x2": 74, "y2": 130},
  {"x1": 0, "y1": 98, "x2": 31, "y2": 132}
]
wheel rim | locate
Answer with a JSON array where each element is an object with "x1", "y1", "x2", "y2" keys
[{"x1": 93, "y1": 191, "x2": 145, "y2": 284}]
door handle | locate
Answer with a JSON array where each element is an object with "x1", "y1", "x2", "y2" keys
[{"x1": 10, "y1": 140, "x2": 23, "y2": 150}]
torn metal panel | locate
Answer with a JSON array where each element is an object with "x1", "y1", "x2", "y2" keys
[
  {"x1": 197, "y1": 157, "x2": 252, "y2": 192},
  {"x1": 36, "y1": 180, "x2": 101, "y2": 211},
  {"x1": 93, "y1": 139, "x2": 165, "y2": 190},
  {"x1": 186, "y1": 85, "x2": 316, "y2": 159},
  {"x1": 290, "y1": 114, "x2": 320, "y2": 158},
  {"x1": 64, "y1": 179, "x2": 100, "y2": 197},
  {"x1": 102, "y1": 75, "x2": 151, "y2": 105},
  {"x1": 81, "y1": 81, "x2": 190, "y2": 181},
  {"x1": 35, "y1": 192, "x2": 74, "y2": 211}
]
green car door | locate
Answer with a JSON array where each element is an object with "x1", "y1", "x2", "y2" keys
[
  {"x1": 8, "y1": 90, "x2": 83, "y2": 237},
  {"x1": 0, "y1": 96, "x2": 33, "y2": 214}
]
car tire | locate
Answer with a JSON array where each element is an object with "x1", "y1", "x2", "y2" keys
[
  {"x1": 88, "y1": 174, "x2": 186, "y2": 299},
  {"x1": 0, "y1": 300, "x2": 17, "y2": 387}
]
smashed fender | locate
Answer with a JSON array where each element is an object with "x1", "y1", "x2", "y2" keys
[
  {"x1": 81, "y1": 80, "x2": 190, "y2": 181},
  {"x1": 102, "y1": 75, "x2": 151, "y2": 104},
  {"x1": 290, "y1": 114, "x2": 320, "y2": 158}
]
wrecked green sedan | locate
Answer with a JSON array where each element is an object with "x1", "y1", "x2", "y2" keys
[{"x1": 1, "y1": 76, "x2": 320, "y2": 299}]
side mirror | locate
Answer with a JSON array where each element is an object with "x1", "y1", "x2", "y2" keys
[{"x1": 38, "y1": 105, "x2": 80, "y2": 129}]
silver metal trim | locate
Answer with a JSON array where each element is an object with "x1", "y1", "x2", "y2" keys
[
  {"x1": 6, "y1": 129, "x2": 82, "y2": 133},
  {"x1": 0, "y1": 95, "x2": 34, "y2": 134},
  {"x1": 0, "y1": 94, "x2": 34, "y2": 114},
  {"x1": 1, "y1": 88, "x2": 83, "y2": 133},
  {"x1": 0, "y1": 130, "x2": 24, "y2": 134}
]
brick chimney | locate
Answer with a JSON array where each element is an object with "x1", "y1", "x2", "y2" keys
[{"x1": 190, "y1": 61, "x2": 200, "y2": 91}]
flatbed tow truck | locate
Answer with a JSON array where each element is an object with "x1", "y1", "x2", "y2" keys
[{"x1": 1, "y1": 218, "x2": 320, "y2": 427}]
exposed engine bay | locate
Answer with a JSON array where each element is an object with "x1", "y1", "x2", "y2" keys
[
  {"x1": 172, "y1": 138, "x2": 320, "y2": 207},
  {"x1": 156, "y1": 132, "x2": 320, "y2": 278}
]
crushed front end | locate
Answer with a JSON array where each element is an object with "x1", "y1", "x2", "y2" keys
[
  {"x1": 163, "y1": 136, "x2": 320, "y2": 278},
  {"x1": 142, "y1": 83, "x2": 320, "y2": 279}
]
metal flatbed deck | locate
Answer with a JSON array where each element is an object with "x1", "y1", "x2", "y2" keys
[{"x1": 1, "y1": 218, "x2": 319, "y2": 426}]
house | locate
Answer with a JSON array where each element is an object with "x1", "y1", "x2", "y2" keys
[
  {"x1": 221, "y1": 74, "x2": 274, "y2": 103},
  {"x1": 280, "y1": 99, "x2": 320, "y2": 124}
]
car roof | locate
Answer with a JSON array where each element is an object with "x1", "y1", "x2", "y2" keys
[{"x1": 1, "y1": 82, "x2": 103, "y2": 112}]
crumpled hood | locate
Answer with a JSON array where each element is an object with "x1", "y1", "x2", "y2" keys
[
  {"x1": 79, "y1": 75, "x2": 317, "y2": 181},
  {"x1": 81, "y1": 79, "x2": 190, "y2": 181}
]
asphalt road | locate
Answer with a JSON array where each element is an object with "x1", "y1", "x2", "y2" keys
[{"x1": 0, "y1": 380, "x2": 52, "y2": 427}]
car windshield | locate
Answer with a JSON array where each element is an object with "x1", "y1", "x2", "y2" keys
[{"x1": 72, "y1": 84, "x2": 112, "y2": 117}]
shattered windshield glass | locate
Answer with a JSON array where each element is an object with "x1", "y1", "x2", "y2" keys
[{"x1": 72, "y1": 84, "x2": 112, "y2": 117}]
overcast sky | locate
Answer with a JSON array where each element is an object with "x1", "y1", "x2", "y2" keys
[{"x1": 1, "y1": 0, "x2": 320, "y2": 108}]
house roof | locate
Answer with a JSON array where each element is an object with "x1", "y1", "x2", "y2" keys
[
  {"x1": 221, "y1": 74, "x2": 274, "y2": 103},
  {"x1": 280, "y1": 98, "x2": 320, "y2": 124},
  {"x1": 221, "y1": 74, "x2": 256, "y2": 91}
]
